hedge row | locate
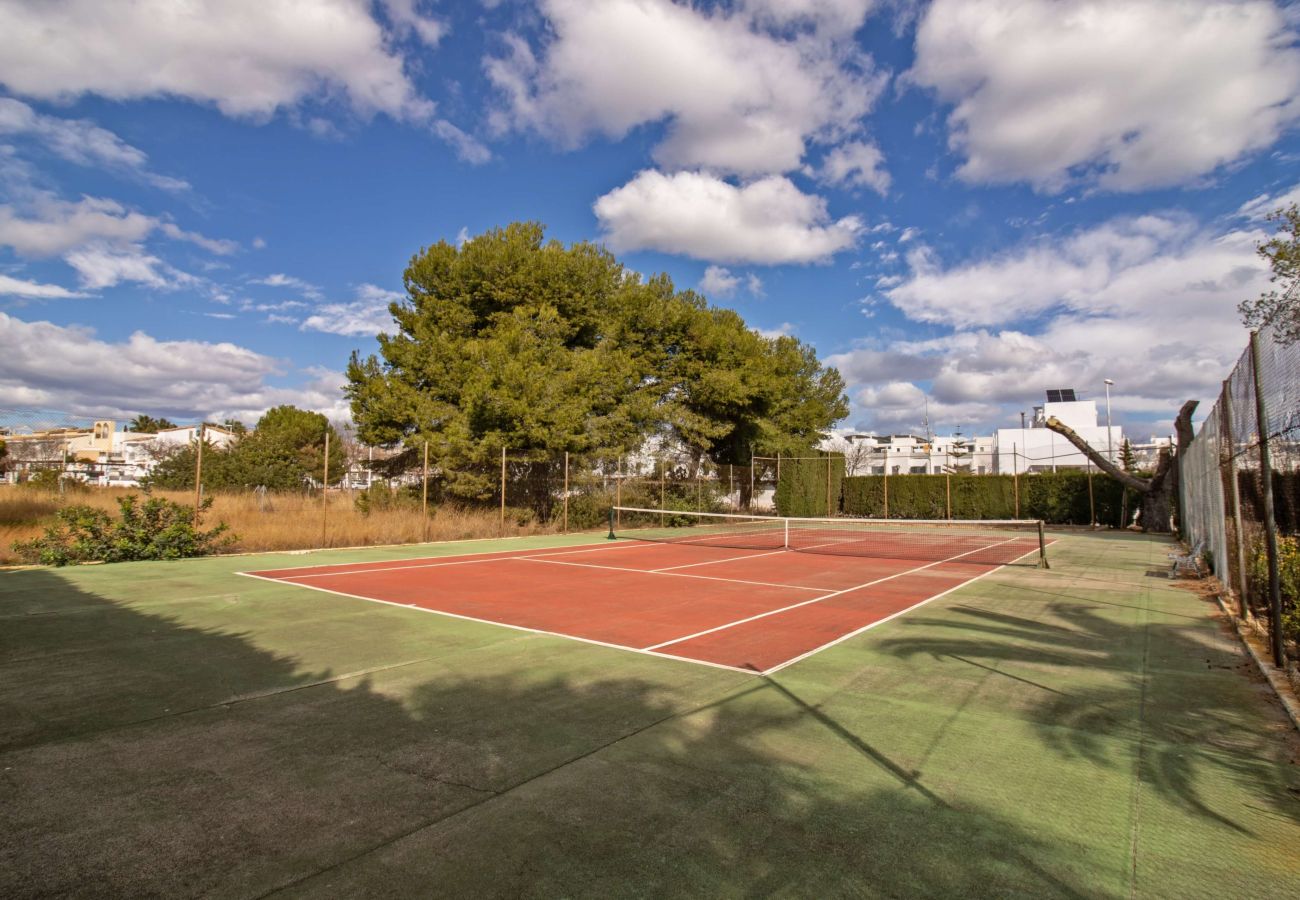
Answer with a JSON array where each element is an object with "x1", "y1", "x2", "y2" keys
[
  {"x1": 841, "y1": 471, "x2": 1127, "y2": 525},
  {"x1": 775, "y1": 454, "x2": 845, "y2": 517}
]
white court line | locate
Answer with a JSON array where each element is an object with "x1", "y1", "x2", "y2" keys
[
  {"x1": 250, "y1": 539, "x2": 675, "y2": 581},
  {"x1": 644, "y1": 536, "x2": 1021, "y2": 652},
  {"x1": 234, "y1": 571, "x2": 756, "y2": 675},
  {"x1": 512, "y1": 557, "x2": 834, "y2": 593},
  {"x1": 757, "y1": 541, "x2": 1046, "y2": 676}
]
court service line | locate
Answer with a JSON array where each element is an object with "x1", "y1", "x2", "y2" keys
[
  {"x1": 645, "y1": 535, "x2": 896, "y2": 573},
  {"x1": 251, "y1": 539, "x2": 676, "y2": 581},
  {"x1": 234, "y1": 571, "x2": 757, "y2": 676},
  {"x1": 757, "y1": 541, "x2": 1047, "y2": 676},
  {"x1": 513, "y1": 557, "x2": 835, "y2": 593},
  {"x1": 644, "y1": 536, "x2": 1022, "y2": 652}
]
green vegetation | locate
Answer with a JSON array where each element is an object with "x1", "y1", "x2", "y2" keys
[
  {"x1": 1239, "y1": 203, "x2": 1300, "y2": 344},
  {"x1": 774, "y1": 453, "x2": 845, "y2": 517},
  {"x1": 146, "y1": 405, "x2": 344, "y2": 491},
  {"x1": 843, "y1": 471, "x2": 1125, "y2": 524},
  {"x1": 345, "y1": 222, "x2": 847, "y2": 507},
  {"x1": 12, "y1": 494, "x2": 233, "y2": 565},
  {"x1": 1249, "y1": 535, "x2": 1300, "y2": 642},
  {"x1": 127, "y1": 414, "x2": 177, "y2": 433}
]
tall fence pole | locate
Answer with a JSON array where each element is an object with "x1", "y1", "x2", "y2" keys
[
  {"x1": 193, "y1": 424, "x2": 204, "y2": 520},
  {"x1": 1249, "y1": 331, "x2": 1285, "y2": 666},
  {"x1": 1087, "y1": 459, "x2": 1096, "y2": 528},
  {"x1": 1219, "y1": 379, "x2": 1250, "y2": 618},
  {"x1": 729, "y1": 465, "x2": 736, "y2": 512},
  {"x1": 321, "y1": 429, "x2": 330, "y2": 547},
  {"x1": 1013, "y1": 443, "x2": 1020, "y2": 518},
  {"x1": 882, "y1": 467, "x2": 889, "y2": 519},
  {"x1": 616, "y1": 455, "x2": 622, "y2": 529},
  {"x1": 421, "y1": 441, "x2": 430, "y2": 543},
  {"x1": 945, "y1": 470, "x2": 952, "y2": 520},
  {"x1": 749, "y1": 457, "x2": 755, "y2": 512},
  {"x1": 563, "y1": 451, "x2": 569, "y2": 534},
  {"x1": 825, "y1": 456, "x2": 833, "y2": 517},
  {"x1": 499, "y1": 446, "x2": 506, "y2": 537},
  {"x1": 659, "y1": 458, "x2": 665, "y2": 526}
]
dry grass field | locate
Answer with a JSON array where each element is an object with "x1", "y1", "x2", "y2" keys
[{"x1": 0, "y1": 485, "x2": 563, "y2": 565}]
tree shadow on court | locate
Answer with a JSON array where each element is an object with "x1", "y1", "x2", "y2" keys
[
  {"x1": 874, "y1": 589, "x2": 1300, "y2": 836},
  {"x1": 1, "y1": 566, "x2": 1111, "y2": 899}
]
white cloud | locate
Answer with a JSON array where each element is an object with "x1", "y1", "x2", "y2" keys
[
  {"x1": 594, "y1": 170, "x2": 862, "y2": 264},
  {"x1": 746, "y1": 273, "x2": 765, "y2": 297},
  {"x1": 380, "y1": 0, "x2": 446, "y2": 47},
  {"x1": 829, "y1": 211, "x2": 1268, "y2": 432},
  {"x1": 0, "y1": 312, "x2": 351, "y2": 423},
  {"x1": 698, "y1": 265, "x2": 741, "y2": 297},
  {"x1": 63, "y1": 243, "x2": 190, "y2": 290},
  {"x1": 0, "y1": 196, "x2": 155, "y2": 256},
  {"x1": 0, "y1": 273, "x2": 87, "y2": 299},
  {"x1": 757, "y1": 322, "x2": 796, "y2": 339},
  {"x1": 0, "y1": 98, "x2": 190, "y2": 192},
  {"x1": 255, "y1": 273, "x2": 324, "y2": 301},
  {"x1": 815, "y1": 140, "x2": 890, "y2": 194},
  {"x1": 1237, "y1": 183, "x2": 1300, "y2": 220},
  {"x1": 485, "y1": 0, "x2": 885, "y2": 176},
  {"x1": 300, "y1": 283, "x2": 404, "y2": 336},
  {"x1": 0, "y1": 0, "x2": 434, "y2": 124},
  {"x1": 431, "y1": 119, "x2": 492, "y2": 165},
  {"x1": 158, "y1": 223, "x2": 238, "y2": 256},
  {"x1": 911, "y1": 0, "x2": 1300, "y2": 191}
]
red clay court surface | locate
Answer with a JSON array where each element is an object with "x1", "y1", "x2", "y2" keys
[{"x1": 242, "y1": 535, "x2": 1044, "y2": 674}]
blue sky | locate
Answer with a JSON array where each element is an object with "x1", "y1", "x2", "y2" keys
[{"x1": 1, "y1": 0, "x2": 1298, "y2": 441}]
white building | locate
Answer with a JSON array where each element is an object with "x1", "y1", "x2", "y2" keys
[
  {"x1": 2, "y1": 421, "x2": 239, "y2": 486},
  {"x1": 825, "y1": 432, "x2": 997, "y2": 475},
  {"x1": 994, "y1": 391, "x2": 1123, "y2": 474}
]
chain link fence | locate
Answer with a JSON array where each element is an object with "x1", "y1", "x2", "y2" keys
[{"x1": 1181, "y1": 324, "x2": 1299, "y2": 669}]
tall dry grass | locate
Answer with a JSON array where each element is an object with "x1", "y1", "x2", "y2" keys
[{"x1": 0, "y1": 485, "x2": 570, "y2": 565}]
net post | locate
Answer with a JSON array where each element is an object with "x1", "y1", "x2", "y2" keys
[
  {"x1": 607, "y1": 505, "x2": 616, "y2": 540},
  {"x1": 1249, "y1": 330, "x2": 1284, "y2": 666},
  {"x1": 783, "y1": 516, "x2": 789, "y2": 550},
  {"x1": 1219, "y1": 378, "x2": 1249, "y2": 618},
  {"x1": 1037, "y1": 519, "x2": 1049, "y2": 569}
]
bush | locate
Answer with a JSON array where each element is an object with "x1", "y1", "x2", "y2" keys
[
  {"x1": 842, "y1": 471, "x2": 1124, "y2": 524},
  {"x1": 1249, "y1": 535, "x2": 1300, "y2": 643},
  {"x1": 775, "y1": 454, "x2": 844, "y2": 517},
  {"x1": 12, "y1": 495, "x2": 235, "y2": 566},
  {"x1": 18, "y1": 469, "x2": 89, "y2": 494},
  {"x1": 354, "y1": 483, "x2": 425, "y2": 517}
]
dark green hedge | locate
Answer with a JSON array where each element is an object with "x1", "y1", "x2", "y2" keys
[
  {"x1": 842, "y1": 471, "x2": 1126, "y2": 525},
  {"x1": 775, "y1": 454, "x2": 845, "y2": 517}
]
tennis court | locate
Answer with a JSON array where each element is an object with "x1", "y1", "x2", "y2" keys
[{"x1": 244, "y1": 510, "x2": 1048, "y2": 673}]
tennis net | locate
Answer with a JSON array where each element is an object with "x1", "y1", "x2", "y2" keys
[{"x1": 609, "y1": 506, "x2": 1048, "y2": 567}]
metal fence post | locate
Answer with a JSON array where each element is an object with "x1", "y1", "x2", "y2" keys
[
  {"x1": 563, "y1": 451, "x2": 569, "y2": 534},
  {"x1": 499, "y1": 446, "x2": 506, "y2": 536},
  {"x1": 1219, "y1": 378, "x2": 1250, "y2": 618},
  {"x1": 1250, "y1": 330, "x2": 1285, "y2": 666},
  {"x1": 421, "y1": 441, "x2": 429, "y2": 543},
  {"x1": 322, "y1": 429, "x2": 330, "y2": 547},
  {"x1": 1013, "y1": 443, "x2": 1020, "y2": 518},
  {"x1": 193, "y1": 424, "x2": 204, "y2": 520}
]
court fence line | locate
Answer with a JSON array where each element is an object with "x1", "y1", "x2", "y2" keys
[{"x1": 1180, "y1": 324, "x2": 1298, "y2": 672}]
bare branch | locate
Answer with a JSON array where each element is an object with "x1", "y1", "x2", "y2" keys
[{"x1": 1044, "y1": 416, "x2": 1151, "y2": 492}]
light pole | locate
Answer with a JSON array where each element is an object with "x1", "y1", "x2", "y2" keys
[{"x1": 1103, "y1": 379, "x2": 1115, "y2": 464}]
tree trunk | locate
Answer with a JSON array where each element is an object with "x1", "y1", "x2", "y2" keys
[{"x1": 1044, "y1": 400, "x2": 1198, "y2": 534}]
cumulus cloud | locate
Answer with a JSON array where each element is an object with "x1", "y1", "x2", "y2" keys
[
  {"x1": 756, "y1": 322, "x2": 796, "y2": 339},
  {"x1": 254, "y1": 273, "x2": 324, "y2": 301},
  {"x1": 0, "y1": 312, "x2": 350, "y2": 423},
  {"x1": 0, "y1": 0, "x2": 434, "y2": 123},
  {"x1": 911, "y1": 0, "x2": 1300, "y2": 191},
  {"x1": 300, "y1": 283, "x2": 404, "y2": 336},
  {"x1": 0, "y1": 273, "x2": 87, "y2": 299},
  {"x1": 594, "y1": 171, "x2": 862, "y2": 264},
  {"x1": 698, "y1": 265, "x2": 741, "y2": 297},
  {"x1": 485, "y1": 0, "x2": 885, "y2": 177},
  {"x1": 831, "y1": 211, "x2": 1268, "y2": 433},
  {"x1": 815, "y1": 140, "x2": 890, "y2": 194},
  {"x1": 63, "y1": 244, "x2": 192, "y2": 290},
  {"x1": 0, "y1": 97, "x2": 189, "y2": 192},
  {"x1": 0, "y1": 196, "x2": 155, "y2": 257}
]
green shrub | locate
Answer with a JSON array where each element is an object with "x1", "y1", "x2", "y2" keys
[
  {"x1": 12, "y1": 495, "x2": 234, "y2": 566},
  {"x1": 775, "y1": 454, "x2": 844, "y2": 517},
  {"x1": 18, "y1": 469, "x2": 89, "y2": 494},
  {"x1": 1249, "y1": 535, "x2": 1300, "y2": 643},
  {"x1": 354, "y1": 483, "x2": 425, "y2": 516},
  {"x1": 842, "y1": 471, "x2": 1124, "y2": 524}
]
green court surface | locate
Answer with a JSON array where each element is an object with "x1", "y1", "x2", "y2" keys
[{"x1": 2, "y1": 530, "x2": 1298, "y2": 898}]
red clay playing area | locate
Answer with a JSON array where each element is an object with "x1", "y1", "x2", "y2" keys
[{"x1": 242, "y1": 534, "x2": 1044, "y2": 674}]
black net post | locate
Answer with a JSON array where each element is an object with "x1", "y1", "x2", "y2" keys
[
  {"x1": 1038, "y1": 520, "x2": 1049, "y2": 569},
  {"x1": 1250, "y1": 331, "x2": 1286, "y2": 666}
]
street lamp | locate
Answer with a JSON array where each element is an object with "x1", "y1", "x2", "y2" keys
[{"x1": 1103, "y1": 379, "x2": 1115, "y2": 464}]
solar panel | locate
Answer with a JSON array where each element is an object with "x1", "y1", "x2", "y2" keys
[{"x1": 1046, "y1": 388, "x2": 1077, "y2": 402}]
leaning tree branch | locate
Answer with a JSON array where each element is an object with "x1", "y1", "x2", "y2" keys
[
  {"x1": 1044, "y1": 399, "x2": 1199, "y2": 493},
  {"x1": 1044, "y1": 417, "x2": 1150, "y2": 491}
]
